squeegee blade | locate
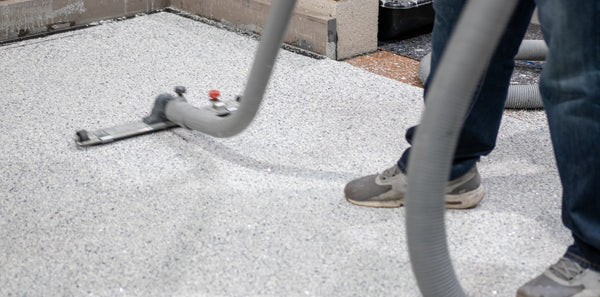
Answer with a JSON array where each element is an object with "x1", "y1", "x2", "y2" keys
[{"x1": 75, "y1": 120, "x2": 178, "y2": 146}]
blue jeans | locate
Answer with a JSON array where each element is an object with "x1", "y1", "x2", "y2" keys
[{"x1": 398, "y1": 0, "x2": 600, "y2": 270}]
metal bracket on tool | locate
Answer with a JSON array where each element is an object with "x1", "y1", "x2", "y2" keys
[
  {"x1": 75, "y1": 87, "x2": 187, "y2": 146},
  {"x1": 74, "y1": 86, "x2": 242, "y2": 146},
  {"x1": 208, "y1": 89, "x2": 240, "y2": 117},
  {"x1": 75, "y1": 0, "x2": 297, "y2": 144}
]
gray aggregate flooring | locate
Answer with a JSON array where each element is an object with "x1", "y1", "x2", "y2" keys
[{"x1": 1, "y1": 12, "x2": 569, "y2": 297}]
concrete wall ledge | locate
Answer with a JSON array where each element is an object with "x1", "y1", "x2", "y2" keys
[
  {"x1": 0, "y1": 0, "x2": 168, "y2": 42},
  {"x1": 1, "y1": 0, "x2": 378, "y2": 60},
  {"x1": 171, "y1": 0, "x2": 378, "y2": 60}
]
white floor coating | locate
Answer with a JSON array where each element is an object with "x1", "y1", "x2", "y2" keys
[{"x1": 0, "y1": 12, "x2": 568, "y2": 296}]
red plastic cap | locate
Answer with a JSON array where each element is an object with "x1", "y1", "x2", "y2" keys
[{"x1": 209, "y1": 89, "x2": 221, "y2": 100}]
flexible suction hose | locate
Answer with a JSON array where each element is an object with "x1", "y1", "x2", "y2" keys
[
  {"x1": 514, "y1": 39, "x2": 547, "y2": 61},
  {"x1": 164, "y1": 0, "x2": 297, "y2": 137},
  {"x1": 405, "y1": 0, "x2": 519, "y2": 296},
  {"x1": 418, "y1": 40, "x2": 547, "y2": 109}
]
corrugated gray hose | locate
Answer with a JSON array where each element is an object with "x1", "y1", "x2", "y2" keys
[
  {"x1": 418, "y1": 40, "x2": 547, "y2": 109},
  {"x1": 164, "y1": 0, "x2": 297, "y2": 137},
  {"x1": 405, "y1": 0, "x2": 519, "y2": 296}
]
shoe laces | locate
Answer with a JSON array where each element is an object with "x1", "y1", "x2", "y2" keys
[
  {"x1": 549, "y1": 258, "x2": 585, "y2": 281},
  {"x1": 380, "y1": 165, "x2": 402, "y2": 181}
]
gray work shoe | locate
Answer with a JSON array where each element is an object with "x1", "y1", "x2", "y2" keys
[
  {"x1": 344, "y1": 164, "x2": 485, "y2": 208},
  {"x1": 517, "y1": 257, "x2": 600, "y2": 297}
]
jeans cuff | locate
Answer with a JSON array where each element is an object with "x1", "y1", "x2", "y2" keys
[{"x1": 564, "y1": 251, "x2": 600, "y2": 273}]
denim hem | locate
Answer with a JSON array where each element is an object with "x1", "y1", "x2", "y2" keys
[{"x1": 564, "y1": 252, "x2": 600, "y2": 273}]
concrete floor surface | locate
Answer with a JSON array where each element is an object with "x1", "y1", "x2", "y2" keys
[{"x1": 0, "y1": 12, "x2": 569, "y2": 297}]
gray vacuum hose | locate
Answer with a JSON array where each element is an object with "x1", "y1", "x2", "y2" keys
[
  {"x1": 164, "y1": 0, "x2": 297, "y2": 137},
  {"x1": 405, "y1": 0, "x2": 519, "y2": 296},
  {"x1": 418, "y1": 40, "x2": 547, "y2": 109}
]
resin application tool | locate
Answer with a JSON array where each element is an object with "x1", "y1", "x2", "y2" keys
[{"x1": 75, "y1": 0, "x2": 297, "y2": 146}]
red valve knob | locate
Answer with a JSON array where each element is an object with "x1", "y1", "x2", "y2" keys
[{"x1": 209, "y1": 90, "x2": 221, "y2": 100}]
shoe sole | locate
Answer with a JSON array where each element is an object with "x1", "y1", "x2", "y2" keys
[{"x1": 346, "y1": 185, "x2": 486, "y2": 209}]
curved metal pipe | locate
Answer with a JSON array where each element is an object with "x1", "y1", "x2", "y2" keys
[
  {"x1": 164, "y1": 0, "x2": 298, "y2": 138},
  {"x1": 417, "y1": 40, "x2": 547, "y2": 109},
  {"x1": 405, "y1": 0, "x2": 519, "y2": 295}
]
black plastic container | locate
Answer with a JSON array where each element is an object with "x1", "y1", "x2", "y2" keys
[{"x1": 378, "y1": 0, "x2": 435, "y2": 41}]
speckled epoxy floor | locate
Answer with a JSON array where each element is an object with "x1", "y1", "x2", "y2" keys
[{"x1": 1, "y1": 12, "x2": 567, "y2": 297}]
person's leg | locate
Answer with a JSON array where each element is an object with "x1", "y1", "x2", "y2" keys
[
  {"x1": 537, "y1": 0, "x2": 600, "y2": 271},
  {"x1": 345, "y1": 0, "x2": 535, "y2": 208},
  {"x1": 517, "y1": 0, "x2": 600, "y2": 295},
  {"x1": 537, "y1": 0, "x2": 600, "y2": 272},
  {"x1": 398, "y1": 0, "x2": 536, "y2": 180}
]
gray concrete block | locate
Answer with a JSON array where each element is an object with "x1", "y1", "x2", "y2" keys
[{"x1": 336, "y1": 0, "x2": 378, "y2": 60}]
